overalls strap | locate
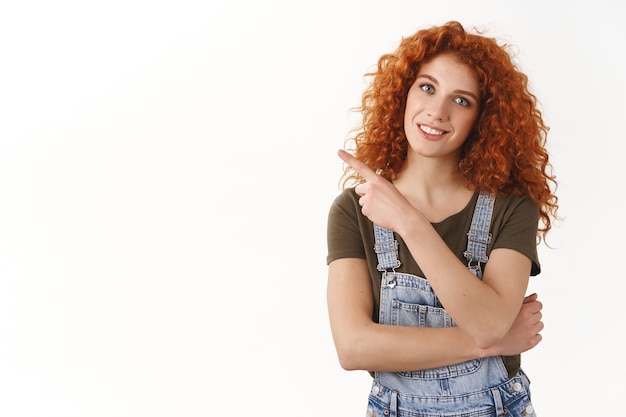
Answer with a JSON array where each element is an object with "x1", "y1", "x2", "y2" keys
[
  {"x1": 463, "y1": 192, "x2": 496, "y2": 279},
  {"x1": 373, "y1": 224, "x2": 401, "y2": 272},
  {"x1": 373, "y1": 192, "x2": 496, "y2": 279}
]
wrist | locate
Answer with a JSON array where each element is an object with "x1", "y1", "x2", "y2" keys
[{"x1": 396, "y1": 207, "x2": 427, "y2": 240}]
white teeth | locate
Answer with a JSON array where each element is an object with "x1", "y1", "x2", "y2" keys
[{"x1": 420, "y1": 125, "x2": 444, "y2": 135}]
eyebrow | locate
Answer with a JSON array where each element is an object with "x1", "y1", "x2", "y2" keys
[{"x1": 417, "y1": 74, "x2": 480, "y2": 102}]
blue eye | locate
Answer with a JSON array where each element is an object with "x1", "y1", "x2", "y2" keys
[
  {"x1": 454, "y1": 97, "x2": 470, "y2": 107},
  {"x1": 420, "y1": 84, "x2": 434, "y2": 93}
]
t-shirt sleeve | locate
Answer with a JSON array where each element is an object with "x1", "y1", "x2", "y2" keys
[
  {"x1": 491, "y1": 195, "x2": 541, "y2": 276},
  {"x1": 326, "y1": 189, "x2": 366, "y2": 264}
]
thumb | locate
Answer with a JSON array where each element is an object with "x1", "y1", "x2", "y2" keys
[{"x1": 523, "y1": 293, "x2": 538, "y2": 304}]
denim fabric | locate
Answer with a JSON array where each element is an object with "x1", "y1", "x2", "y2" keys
[
  {"x1": 369, "y1": 193, "x2": 536, "y2": 417},
  {"x1": 464, "y1": 192, "x2": 496, "y2": 278},
  {"x1": 366, "y1": 369, "x2": 534, "y2": 417}
]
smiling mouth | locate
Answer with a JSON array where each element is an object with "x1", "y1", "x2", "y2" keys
[{"x1": 419, "y1": 125, "x2": 446, "y2": 136}]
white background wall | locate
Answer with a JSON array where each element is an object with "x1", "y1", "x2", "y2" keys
[{"x1": 0, "y1": 0, "x2": 623, "y2": 415}]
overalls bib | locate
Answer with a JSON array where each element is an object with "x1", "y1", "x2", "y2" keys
[{"x1": 367, "y1": 193, "x2": 536, "y2": 417}]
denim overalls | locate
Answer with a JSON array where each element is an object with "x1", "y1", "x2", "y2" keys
[{"x1": 367, "y1": 193, "x2": 536, "y2": 417}]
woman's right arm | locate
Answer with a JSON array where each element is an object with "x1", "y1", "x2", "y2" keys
[{"x1": 327, "y1": 257, "x2": 543, "y2": 372}]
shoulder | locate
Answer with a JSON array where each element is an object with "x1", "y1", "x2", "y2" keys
[
  {"x1": 327, "y1": 187, "x2": 370, "y2": 264},
  {"x1": 328, "y1": 188, "x2": 361, "y2": 220},
  {"x1": 493, "y1": 193, "x2": 540, "y2": 220},
  {"x1": 491, "y1": 193, "x2": 541, "y2": 275},
  {"x1": 331, "y1": 187, "x2": 359, "y2": 207}
]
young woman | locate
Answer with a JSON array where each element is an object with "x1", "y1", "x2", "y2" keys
[{"x1": 326, "y1": 21, "x2": 558, "y2": 416}]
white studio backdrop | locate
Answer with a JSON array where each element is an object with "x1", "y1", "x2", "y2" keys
[{"x1": 0, "y1": 0, "x2": 623, "y2": 415}]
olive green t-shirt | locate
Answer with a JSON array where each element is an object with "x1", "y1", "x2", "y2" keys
[{"x1": 326, "y1": 188, "x2": 541, "y2": 378}]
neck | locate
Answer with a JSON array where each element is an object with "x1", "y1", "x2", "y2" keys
[
  {"x1": 394, "y1": 153, "x2": 466, "y2": 197},
  {"x1": 393, "y1": 154, "x2": 473, "y2": 222}
]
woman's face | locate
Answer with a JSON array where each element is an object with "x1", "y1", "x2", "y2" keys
[{"x1": 404, "y1": 53, "x2": 480, "y2": 162}]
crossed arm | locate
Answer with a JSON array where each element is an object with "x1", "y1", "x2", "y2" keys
[{"x1": 327, "y1": 257, "x2": 543, "y2": 372}]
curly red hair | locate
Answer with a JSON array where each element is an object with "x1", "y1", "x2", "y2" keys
[{"x1": 342, "y1": 21, "x2": 559, "y2": 240}]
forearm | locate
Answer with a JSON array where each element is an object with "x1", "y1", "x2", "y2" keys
[
  {"x1": 327, "y1": 257, "x2": 541, "y2": 373},
  {"x1": 328, "y1": 258, "x2": 494, "y2": 372},
  {"x1": 334, "y1": 320, "x2": 492, "y2": 372},
  {"x1": 397, "y1": 210, "x2": 526, "y2": 347}
]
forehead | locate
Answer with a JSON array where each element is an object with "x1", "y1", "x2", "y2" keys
[{"x1": 417, "y1": 54, "x2": 480, "y2": 92}]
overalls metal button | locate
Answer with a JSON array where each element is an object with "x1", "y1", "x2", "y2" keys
[
  {"x1": 372, "y1": 386, "x2": 380, "y2": 395},
  {"x1": 522, "y1": 405, "x2": 534, "y2": 415},
  {"x1": 511, "y1": 382, "x2": 522, "y2": 392}
]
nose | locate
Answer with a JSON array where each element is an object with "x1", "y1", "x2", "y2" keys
[{"x1": 426, "y1": 97, "x2": 449, "y2": 121}]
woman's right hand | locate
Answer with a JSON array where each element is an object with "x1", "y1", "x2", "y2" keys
[{"x1": 491, "y1": 293, "x2": 544, "y2": 356}]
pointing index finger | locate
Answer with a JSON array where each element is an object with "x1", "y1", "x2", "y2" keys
[{"x1": 337, "y1": 149, "x2": 379, "y2": 181}]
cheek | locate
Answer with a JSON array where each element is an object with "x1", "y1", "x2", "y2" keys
[
  {"x1": 403, "y1": 110, "x2": 412, "y2": 128},
  {"x1": 403, "y1": 95, "x2": 423, "y2": 122},
  {"x1": 403, "y1": 105, "x2": 414, "y2": 129},
  {"x1": 459, "y1": 113, "x2": 479, "y2": 133}
]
